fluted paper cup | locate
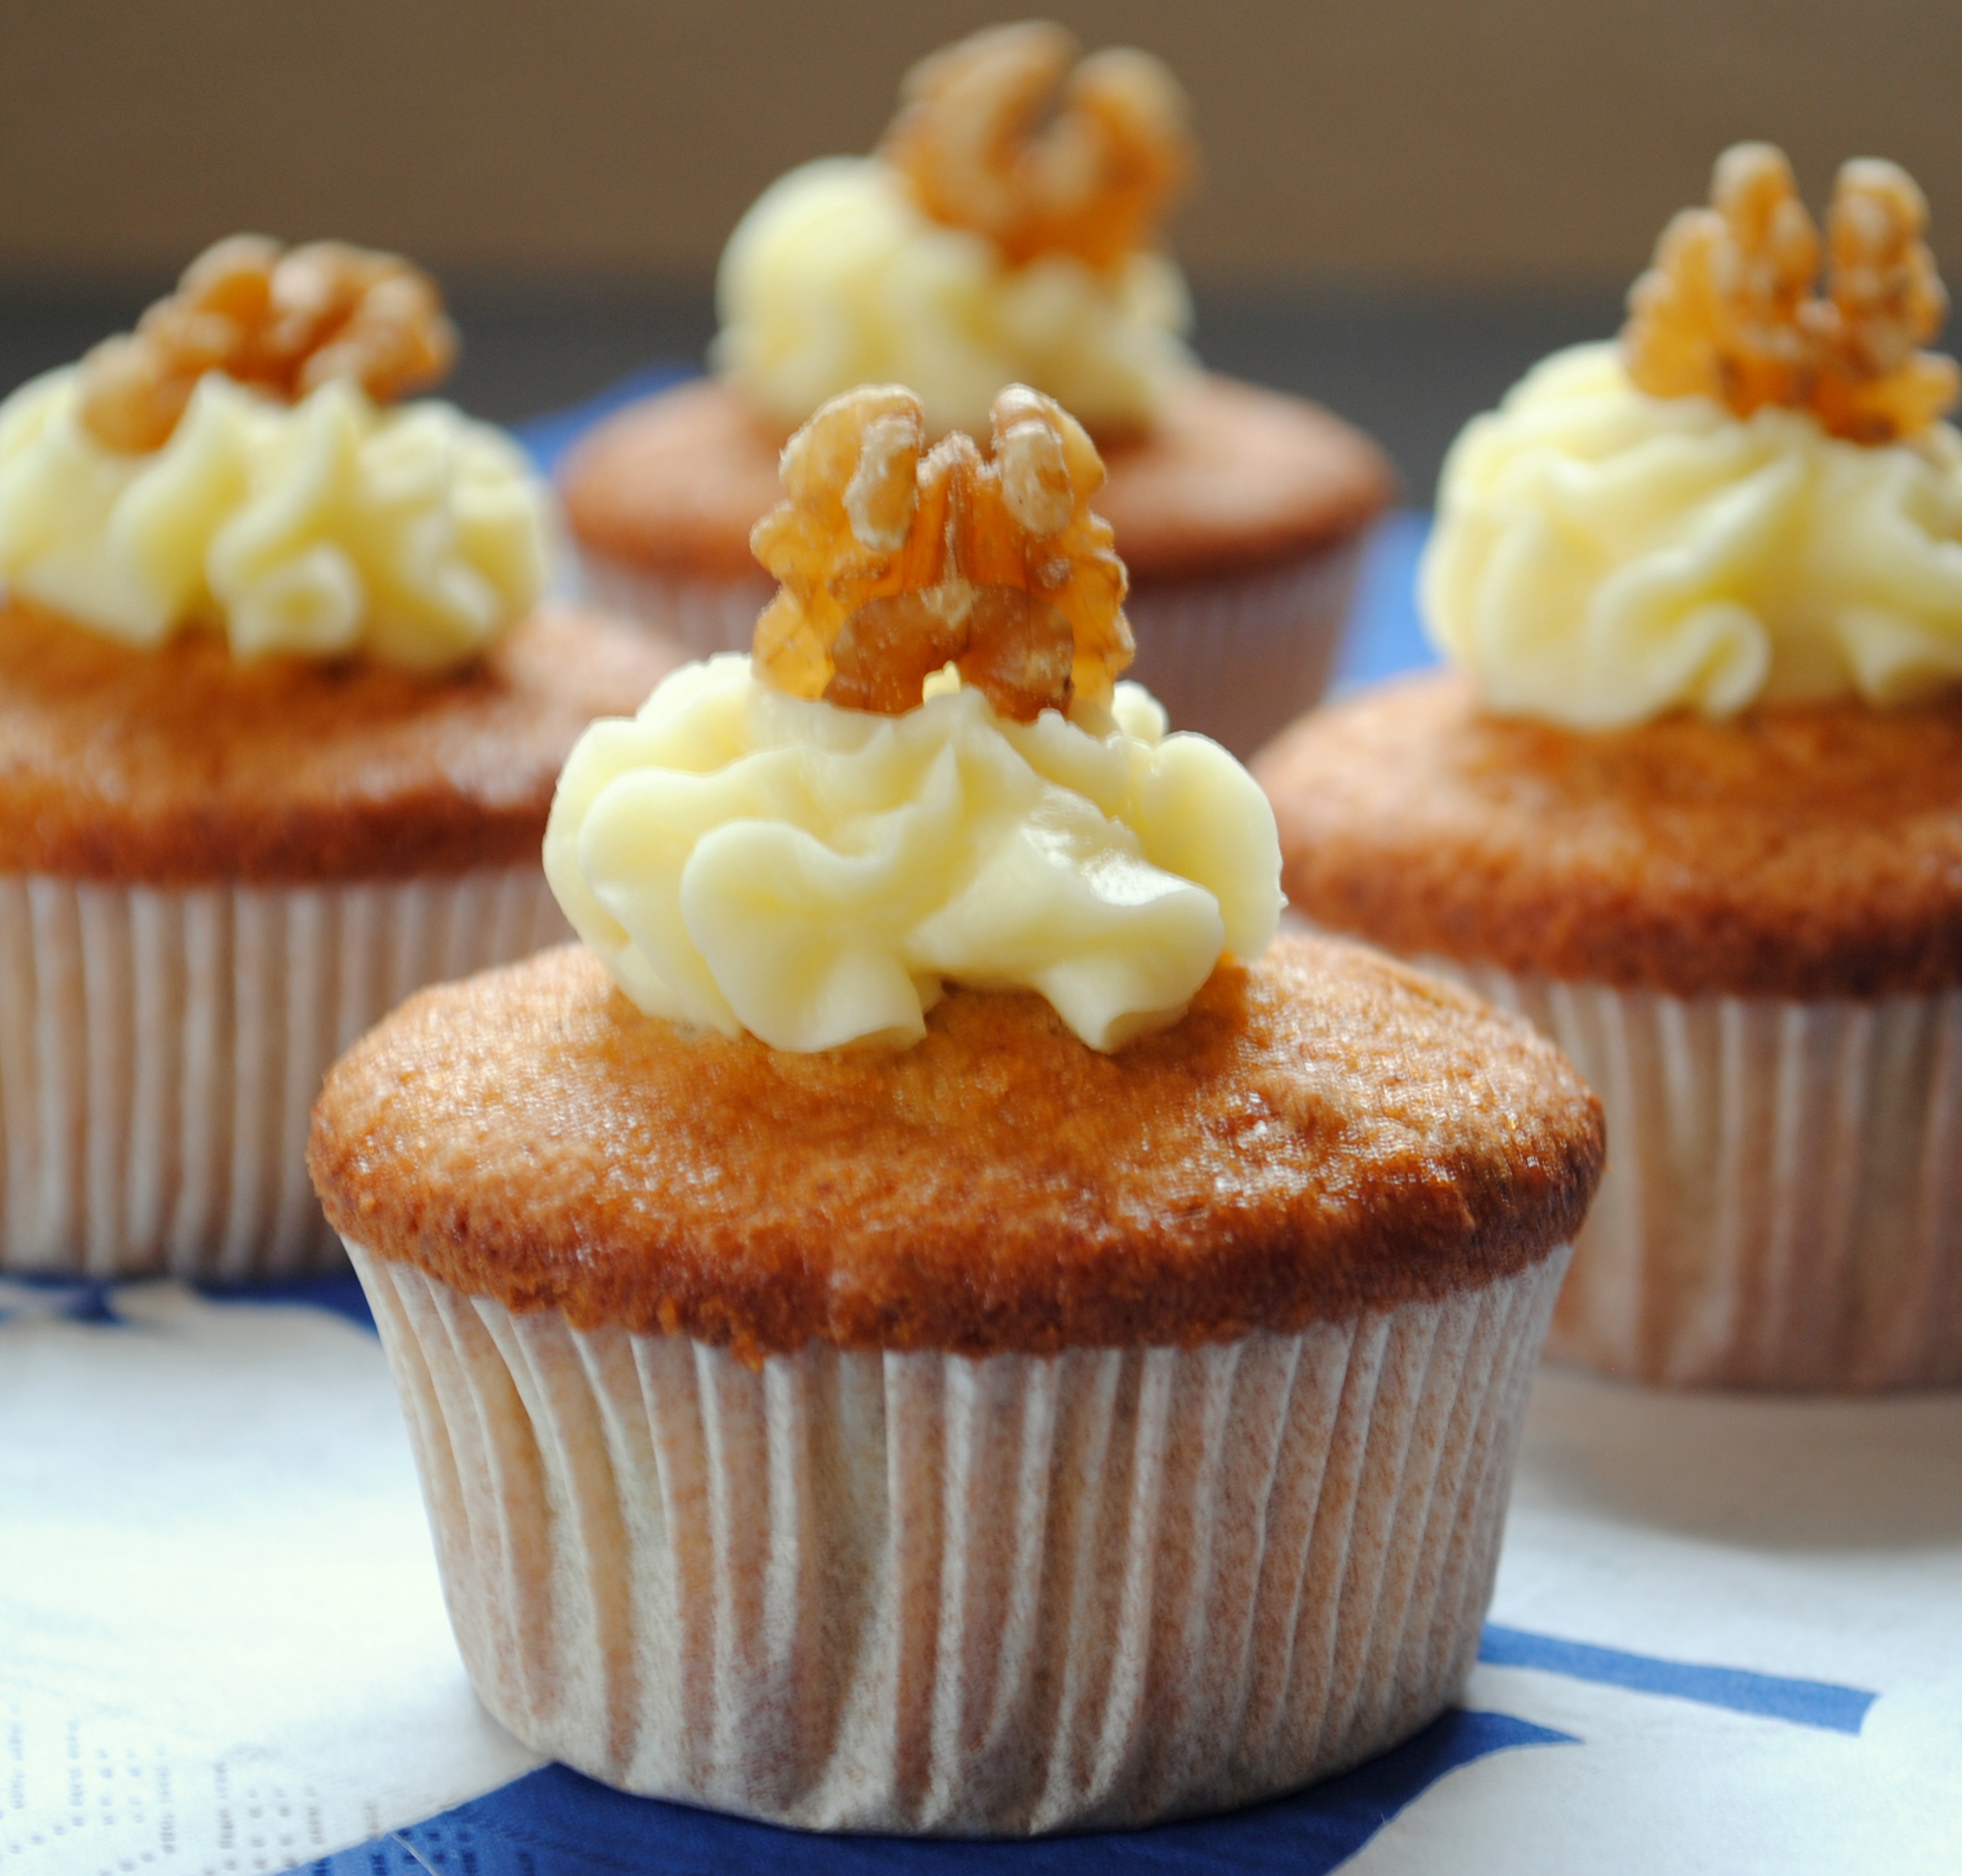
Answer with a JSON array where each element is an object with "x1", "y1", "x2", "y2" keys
[
  {"x1": 1121, "y1": 540, "x2": 1366, "y2": 759},
  {"x1": 350, "y1": 1242, "x2": 1568, "y2": 1836},
  {"x1": 0, "y1": 870, "x2": 568, "y2": 1279},
  {"x1": 1432, "y1": 964, "x2": 1962, "y2": 1391},
  {"x1": 577, "y1": 557, "x2": 774, "y2": 666},
  {"x1": 578, "y1": 538, "x2": 1364, "y2": 762}
]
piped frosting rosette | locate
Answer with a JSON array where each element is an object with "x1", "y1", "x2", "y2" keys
[
  {"x1": 546, "y1": 655, "x2": 1279, "y2": 1052},
  {"x1": 0, "y1": 235, "x2": 549, "y2": 669},
  {"x1": 1423, "y1": 340, "x2": 1962, "y2": 727},
  {"x1": 0, "y1": 367, "x2": 549, "y2": 668},
  {"x1": 714, "y1": 22, "x2": 1197, "y2": 441}
]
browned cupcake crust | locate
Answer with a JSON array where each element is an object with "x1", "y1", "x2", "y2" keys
[
  {"x1": 0, "y1": 600, "x2": 677, "y2": 884},
  {"x1": 309, "y1": 934, "x2": 1602, "y2": 1358},
  {"x1": 1256, "y1": 670, "x2": 1962, "y2": 999},
  {"x1": 558, "y1": 375, "x2": 1394, "y2": 587}
]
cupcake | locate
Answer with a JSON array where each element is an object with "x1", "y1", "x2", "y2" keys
[
  {"x1": 1257, "y1": 145, "x2": 1962, "y2": 1390},
  {"x1": 310, "y1": 382, "x2": 1601, "y2": 1833},
  {"x1": 560, "y1": 22, "x2": 1394, "y2": 757},
  {"x1": 0, "y1": 236, "x2": 676, "y2": 1279}
]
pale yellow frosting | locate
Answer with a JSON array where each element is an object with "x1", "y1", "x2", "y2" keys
[
  {"x1": 0, "y1": 366, "x2": 551, "y2": 668},
  {"x1": 544, "y1": 654, "x2": 1282, "y2": 1053},
  {"x1": 1422, "y1": 341, "x2": 1962, "y2": 727},
  {"x1": 711, "y1": 157, "x2": 1196, "y2": 439}
]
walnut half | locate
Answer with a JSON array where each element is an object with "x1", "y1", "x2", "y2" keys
[
  {"x1": 75, "y1": 236, "x2": 458, "y2": 454},
  {"x1": 1623, "y1": 143, "x2": 1958, "y2": 444},
  {"x1": 750, "y1": 382, "x2": 1132, "y2": 722},
  {"x1": 880, "y1": 22, "x2": 1192, "y2": 271}
]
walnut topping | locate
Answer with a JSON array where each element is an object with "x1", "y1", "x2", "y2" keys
[
  {"x1": 880, "y1": 22, "x2": 1192, "y2": 271},
  {"x1": 750, "y1": 382, "x2": 1132, "y2": 721},
  {"x1": 1624, "y1": 143, "x2": 1959, "y2": 444},
  {"x1": 75, "y1": 236, "x2": 458, "y2": 454}
]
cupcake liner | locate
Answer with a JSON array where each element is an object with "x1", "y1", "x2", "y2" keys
[
  {"x1": 0, "y1": 870, "x2": 568, "y2": 1280},
  {"x1": 1434, "y1": 963, "x2": 1962, "y2": 1391},
  {"x1": 350, "y1": 1241, "x2": 1567, "y2": 1835},
  {"x1": 1120, "y1": 539, "x2": 1365, "y2": 759},
  {"x1": 578, "y1": 556, "x2": 774, "y2": 664},
  {"x1": 578, "y1": 539, "x2": 1365, "y2": 761}
]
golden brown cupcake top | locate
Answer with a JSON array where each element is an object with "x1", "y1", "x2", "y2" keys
[
  {"x1": 1257, "y1": 669, "x2": 1962, "y2": 999},
  {"x1": 0, "y1": 600, "x2": 677, "y2": 884},
  {"x1": 309, "y1": 933, "x2": 1602, "y2": 1358},
  {"x1": 559, "y1": 376, "x2": 1395, "y2": 587}
]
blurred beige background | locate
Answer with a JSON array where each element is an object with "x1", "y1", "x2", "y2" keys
[
  {"x1": 0, "y1": 0, "x2": 1950, "y2": 483},
  {"x1": 3, "y1": 0, "x2": 1953, "y2": 289}
]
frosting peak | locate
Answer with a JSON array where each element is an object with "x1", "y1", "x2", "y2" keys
[
  {"x1": 1421, "y1": 342, "x2": 1962, "y2": 726},
  {"x1": 712, "y1": 157, "x2": 1196, "y2": 440},
  {"x1": 544, "y1": 656, "x2": 1282, "y2": 1053},
  {"x1": 0, "y1": 366, "x2": 550, "y2": 668}
]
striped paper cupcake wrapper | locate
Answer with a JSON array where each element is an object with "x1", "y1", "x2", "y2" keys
[
  {"x1": 1433, "y1": 964, "x2": 1962, "y2": 1391},
  {"x1": 0, "y1": 870, "x2": 568, "y2": 1280},
  {"x1": 577, "y1": 538, "x2": 1365, "y2": 761},
  {"x1": 352, "y1": 1242, "x2": 1567, "y2": 1836},
  {"x1": 1120, "y1": 539, "x2": 1365, "y2": 759},
  {"x1": 577, "y1": 557, "x2": 773, "y2": 665}
]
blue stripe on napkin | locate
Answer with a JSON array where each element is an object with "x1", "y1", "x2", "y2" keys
[
  {"x1": 289, "y1": 1707, "x2": 1573, "y2": 1876},
  {"x1": 1478, "y1": 1624, "x2": 1876, "y2": 1734},
  {"x1": 195, "y1": 1275, "x2": 377, "y2": 1334}
]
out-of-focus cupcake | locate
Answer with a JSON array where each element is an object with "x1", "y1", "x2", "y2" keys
[
  {"x1": 1258, "y1": 145, "x2": 1962, "y2": 1390},
  {"x1": 312, "y1": 382, "x2": 1601, "y2": 1834},
  {"x1": 0, "y1": 236, "x2": 677, "y2": 1279},
  {"x1": 560, "y1": 22, "x2": 1394, "y2": 757}
]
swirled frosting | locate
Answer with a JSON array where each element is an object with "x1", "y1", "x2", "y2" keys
[
  {"x1": 0, "y1": 366, "x2": 550, "y2": 668},
  {"x1": 1422, "y1": 341, "x2": 1962, "y2": 727},
  {"x1": 711, "y1": 158, "x2": 1196, "y2": 440},
  {"x1": 545, "y1": 654, "x2": 1281, "y2": 1052}
]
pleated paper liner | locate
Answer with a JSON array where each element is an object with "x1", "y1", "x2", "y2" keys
[
  {"x1": 576, "y1": 538, "x2": 1364, "y2": 761},
  {"x1": 1431, "y1": 964, "x2": 1962, "y2": 1391},
  {"x1": 352, "y1": 1243, "x2": 1568, "y2": 1836},
  {"x1": 0, "y1": 870, "x2": 568, "y2": 1278}
]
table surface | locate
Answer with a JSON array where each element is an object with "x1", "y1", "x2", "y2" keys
[{"x1": 2, "y1": 372, "x2": 1959, "y2": 1876}]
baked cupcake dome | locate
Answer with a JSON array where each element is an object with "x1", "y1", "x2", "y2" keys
[
  {"x1": 309, "y1": 934, "x2": 1601, "y2": 1833},
  {"x1": 1258, "y1": 146, "x2": 1962, "y2": 1395},
  {"x1": 563, "y1": 374, "x2": 1392, "y2": 760},
  {"x1": 1259, "y1": 668, "x2": 1962, "y2": 1391},
  {"x1": 559, "y1": 23, "x2": 1394, "y2": 758},
  {"x1": 0, "y1": 236, "x2": 679, "y2": 1277},
  {"x1": 0, "y1": 600, "x2": 674, "y2": 1276}
]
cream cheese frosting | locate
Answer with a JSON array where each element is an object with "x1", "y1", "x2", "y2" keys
[
  {"x1": 711, "y1": 158, "x2": 1196, "y2": 440},
  {"x1": 545, "y1": 654, "x2": 1281, "y2": 1053},
  {"x1": 0, "y1": 365, "x2": 551, "y2": 668},
  {"x1": 1422, "y1": 341, "x2": 1962, "y2": 727}
]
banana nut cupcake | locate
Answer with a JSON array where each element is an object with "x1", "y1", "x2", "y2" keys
[
  {"x1": 0, "y1": 236, "x2": 676, "y2": 1279},
  {"x1": 1258, "y1": 145, "x2": 1962, "y2": 1391},
  {"x1": 560, "y1": 22, "x2": 1394, "y2": 757},
  {"x1": 311, "y1": 382, "x2": 1601, "y2": 1834}
]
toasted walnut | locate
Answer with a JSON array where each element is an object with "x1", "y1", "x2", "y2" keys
[
  {"x1": 880, "y1": 22, "x2": 1192, "y2": 270},
  {"x1": 75, "y1": 236, "x2": 458, "y2": 453},
  {"x1": 1624, "y1": 144, "x2": 1958, "y2": 443},
  {"x1": 750, "y1": 382, "x2": 1132, "y2": 722},
  {"x1": 1809, "y1": 161, "x2": 1961, "y2": 444}
]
